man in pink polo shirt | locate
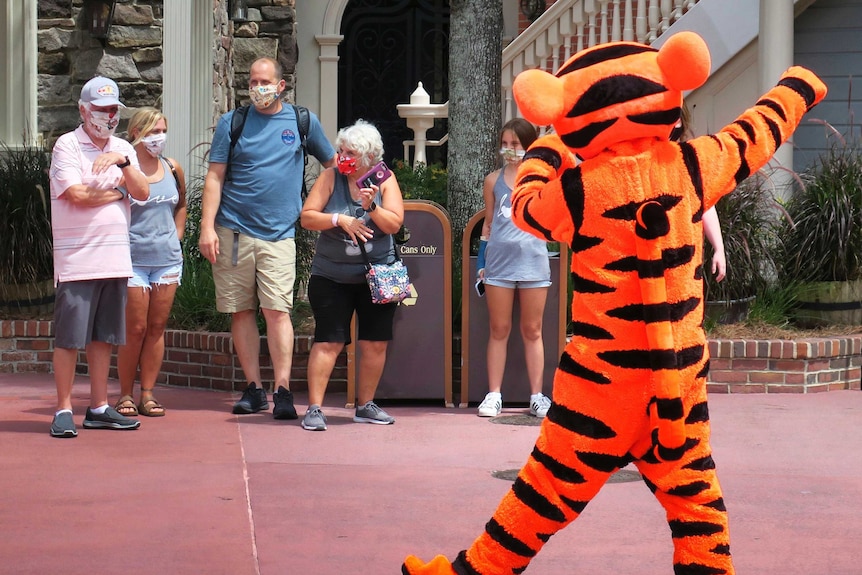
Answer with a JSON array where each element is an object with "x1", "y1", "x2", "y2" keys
[{"x1": 48, "y1": 76, "x2": 150, "y2": 438}]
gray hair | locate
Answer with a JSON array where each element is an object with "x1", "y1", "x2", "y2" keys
[{"x1": 335, "y1": 119, "x2": 384, "y2": 167}]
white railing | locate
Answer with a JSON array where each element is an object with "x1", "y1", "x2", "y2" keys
[{"x1": 501, "y1": 0, "x2": 700, "y2": 121}]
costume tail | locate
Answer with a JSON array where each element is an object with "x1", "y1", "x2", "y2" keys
[
  {"x1": 634, "y1": 201, "x2": 687, "y2": 460},
  {"x1": 402, "y1": 555, "x2": 457, "y2": 575}
]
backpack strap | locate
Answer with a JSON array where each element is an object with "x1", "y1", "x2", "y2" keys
[
  {"x1": 225, "y1": 104, "x2": 251, "y2": 182},
  {"x1": 292, "y1": 104, "x2": 311, "y2": 199},
  {"x1": 161, "y1": 156, "x2": 181, "y2": 191}
]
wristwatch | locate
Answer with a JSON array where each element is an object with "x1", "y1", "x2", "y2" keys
[
  {"x1": 116, "y1": 156, "x2": 131, "y2": 169},
  {"x1": 367, "y1": 201, "x2": 377, "y2": 212}
]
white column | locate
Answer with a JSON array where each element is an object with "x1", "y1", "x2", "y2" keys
[
  {"x1": 759, "y1": 0, "x2": 794, "y2": 179},
  {"x1": 0, "y1": 0, "x2": 37, "y2": 144},
  {"x1": 316, "y1": 34, "x2": 344, "y2": 143},
  {"x1": 163, "y1": 0, "x2": 212, "y2": 182}
]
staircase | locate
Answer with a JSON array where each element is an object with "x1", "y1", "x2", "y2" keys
[{"x1": 501, "y1": 0, "x2": 702, "y2": 121}]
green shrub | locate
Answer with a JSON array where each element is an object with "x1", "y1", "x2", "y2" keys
[
  {"x1": 392, "y1": 160, "x2": 448, "y2": 208},
  {"x1": 0, "y1": 140, "x2": 53, "y2": 288}
]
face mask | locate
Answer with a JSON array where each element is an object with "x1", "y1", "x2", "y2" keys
[
  {"x1": 249, "y1": 84, "x2": 280, "y2": 109},
  {"x1": 499, "y1": 147, "x2": 525, "y2": 163},
  {"x1": 87, "y1": 110, "x2": 119, "y2": 138},
  {"x1": 337, "y1": 155, "x2": 358, "y2": 175},
  {"x1": 140, "y1": 133, "x2": 167, "y2": 157}
]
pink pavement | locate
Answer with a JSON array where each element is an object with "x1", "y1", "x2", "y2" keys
[{"x1": 1, "y1": 371, "x2": 860, "y2": 574}]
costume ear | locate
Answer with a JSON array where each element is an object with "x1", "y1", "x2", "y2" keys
[
  {"x1": 513, "y1": 69, "x2": 566, "y2": 127},
  {"x1": 657, "y1": 31, "x2": 711, "y2": 92}
]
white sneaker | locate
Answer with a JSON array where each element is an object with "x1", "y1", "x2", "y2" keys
[
  {"x1": 477, "y1": 392, "x2": 502, "y2": 417},
  {"x1": 530, "y1": 393, "x2": 552, "y2": 418}
]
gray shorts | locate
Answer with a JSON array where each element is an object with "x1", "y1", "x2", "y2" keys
[{"x1": 53, "y1": 279, "x2": 128, "y2": 349}]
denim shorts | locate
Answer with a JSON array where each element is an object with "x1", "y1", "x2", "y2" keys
[
  {"x1": 484, "y1": 278, "x2": 551, "y2": 290},
  {"x1": 128, "y1": 262, "x2": 183, "y2": 289}
]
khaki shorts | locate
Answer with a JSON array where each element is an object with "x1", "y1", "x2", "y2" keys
[{"x1": 213, "y1": 225, "x2": 295, "y2": 313}]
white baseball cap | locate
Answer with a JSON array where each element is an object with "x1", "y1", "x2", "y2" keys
[{"x1": 80, "y1": 76, "x2": 126, "y2": 107}]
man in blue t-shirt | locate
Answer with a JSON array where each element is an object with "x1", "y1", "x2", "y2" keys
[{"x1": 199, "y1": 57, "x2": 336, "y2": 419}]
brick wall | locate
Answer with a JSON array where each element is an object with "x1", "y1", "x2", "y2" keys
[
  {"x1": 0, "y1": 320, "x2": 347, "y2": 393},
  {"x1": 706, "y1": 337, "x2": 862, "y2": 393},
  {"x1": 2, "y1": 320, "x2": 860, "y2": 394}
]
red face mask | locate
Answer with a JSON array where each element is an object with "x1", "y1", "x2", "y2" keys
[{"x1": 337, "y1": 155, "x2": 358, "y2": 175}]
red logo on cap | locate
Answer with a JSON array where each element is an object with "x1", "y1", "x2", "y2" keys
[{"x1": 96, "y1": 84, "x2": 117, "y2": 97}]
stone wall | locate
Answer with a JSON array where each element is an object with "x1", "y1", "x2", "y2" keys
[
  {"x1": 2, "y1": 320, "x2": 860, "y2": 398},
  {"x1": 35, "y1": 0, "x2": 299, "y2": 144},
  {"x1": 37, "y1": 0, "x2": 165, "y2": 144}
]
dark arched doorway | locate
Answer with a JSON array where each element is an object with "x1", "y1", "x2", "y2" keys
[{"x1": 338, "y1": 0, "x2": 449, "y2": 166}]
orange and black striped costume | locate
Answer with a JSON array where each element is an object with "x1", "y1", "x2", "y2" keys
[{"x1": 403, "y1": 32, "x2": 826, "y2": 575}]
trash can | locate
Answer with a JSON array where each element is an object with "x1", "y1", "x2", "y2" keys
[
  {"x1": 348, "y1": 200, "x2": 454, "y2": 406},
  {"x1": 459, "y1": 210, "x2": 568, "y2": 408}
]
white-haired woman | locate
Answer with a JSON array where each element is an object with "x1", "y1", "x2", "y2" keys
[{"x1": 299, "y1": 119, "x2": 404, "y2": 431}]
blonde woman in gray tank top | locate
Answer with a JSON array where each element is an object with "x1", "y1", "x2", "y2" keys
[{"x1": 115, "y1": 108, "x2": 187, "y2": 418}]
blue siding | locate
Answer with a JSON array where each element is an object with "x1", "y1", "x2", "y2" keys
[{"x1": 794, "y1": 0, "x2": 862, "y2": 169}]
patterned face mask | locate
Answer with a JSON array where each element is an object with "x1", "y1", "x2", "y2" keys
[
  {"x1": 249, "y1": 84, "x2": 281, "y2": 109},
  {"x1": 87, "y1": 110, "x2": 119, "y2": 138},
  {"x1": 141, "y1": 133, "x2": 167, "y2": 157},
  {"x1": 499, "y1": 147, "x2": 526, "y2": 163},
  {"x1": 337, "y1": 155, "x2": 358, "y2": 175}
]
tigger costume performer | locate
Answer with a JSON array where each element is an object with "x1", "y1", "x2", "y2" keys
[{"x1": 404, "y1": 32, "x2": 826, "y2": 575}]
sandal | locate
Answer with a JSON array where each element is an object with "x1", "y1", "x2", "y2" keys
[
  {"x1": 138, "y1": 397, "x2": 165, "y2": 417},
  {"x1": 114, "y1": 395, "x2": 138, "y2": 417}
]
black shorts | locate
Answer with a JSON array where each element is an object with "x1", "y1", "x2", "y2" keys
[
  {"x1": 53, "y1": 278, "x2": 128, "y2": 349},
  {"x1": 307, "y1": 275, "x2": 398, "y2": 344}
]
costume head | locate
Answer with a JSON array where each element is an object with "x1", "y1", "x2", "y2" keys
[{"x1": 513, "y1": 31, "x2": 711, "y2": 159}]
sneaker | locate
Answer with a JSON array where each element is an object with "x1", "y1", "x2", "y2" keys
[
  {"x1": 530, "y1": 393, "x2": 552, "y2": 418},
  {"x1": 477, "y1": 392, "x2": 502, "y2": 417},
  {"x1": 82, "y1": 406, "x2": 141, "y2": 430},
  {"x1": 353, "y1": 401, "x2": 395, "y2": 425},
  {"x1": 50, "y1": 410, "x2": 77, "y2": 438},
  {"x1": 302, "y1": 405, "x2": 327, "y2": 431},
  {"x1": 232, "y1": 382, "x2": 269, "y2": 414},
  {"x1": 272, "y1": 386, "x2": 298, "y2": 420}
]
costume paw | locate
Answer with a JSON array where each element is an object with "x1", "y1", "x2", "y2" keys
[{"x1": 402, "y1": 554, "x2": 456, "y2": 575}]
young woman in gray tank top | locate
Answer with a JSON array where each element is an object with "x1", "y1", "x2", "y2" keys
[{"x1": 476, "y1": 119, "x2": 552, "y2": 419}]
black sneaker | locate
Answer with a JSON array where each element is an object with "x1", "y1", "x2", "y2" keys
[
  {"x1": 232, "y1": 382, "x2": 269, "y2": 414},
  {"x1": 82, "y1": 406, "x2": 141, "y2": 430},
  {"x1": 50, "y1": 410, "x2": 78, "y2": 438},
  {"x1": 272, "y1": 386, "x2": 298, "y2": 420}
]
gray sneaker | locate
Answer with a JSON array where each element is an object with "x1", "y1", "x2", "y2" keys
[
  {"x1": 82, "y1": 406, "x2": 141, "y2": 430},
  {"x1": 353, "y1": 401, "x2": 395, "y2": 425},
  {"x1": 50, "y1": 410, "x2": 77, "y2": 438},
  {"x1": 301, "y1": 405, "x2": 327, "y2": 431}
]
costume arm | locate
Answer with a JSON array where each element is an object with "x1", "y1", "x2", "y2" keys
[
  {"x1": 510, "y1": 134, "x2": 579, "y2": 245},
  {"x1": 693, "y1": 66, "x2": 826, "y2": 211}
]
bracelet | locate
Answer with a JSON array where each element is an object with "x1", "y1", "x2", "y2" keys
[
  {"x1": 331, "y1": 212, "x2": 339, "y2": 227},
  {"x1": 367, "y1": 201, "x2": 377, "y2": 212}
]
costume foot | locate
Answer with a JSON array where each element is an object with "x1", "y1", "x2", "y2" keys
[{"x1": 402, "y1": 555, "x2": 456, "y2": 575}]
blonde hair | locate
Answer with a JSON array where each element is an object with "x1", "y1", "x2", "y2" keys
[{"x1": 127, "y1": 107, "x2": 167, "y2": 146}]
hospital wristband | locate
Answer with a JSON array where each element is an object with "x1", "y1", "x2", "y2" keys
[{"x1": 331, "y1": 212, "x2": 339, "y2": 228}]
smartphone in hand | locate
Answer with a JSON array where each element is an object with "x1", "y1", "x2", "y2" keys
[{"x1": 359, "y1": 161, "x2": 392, "y2": 189}]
